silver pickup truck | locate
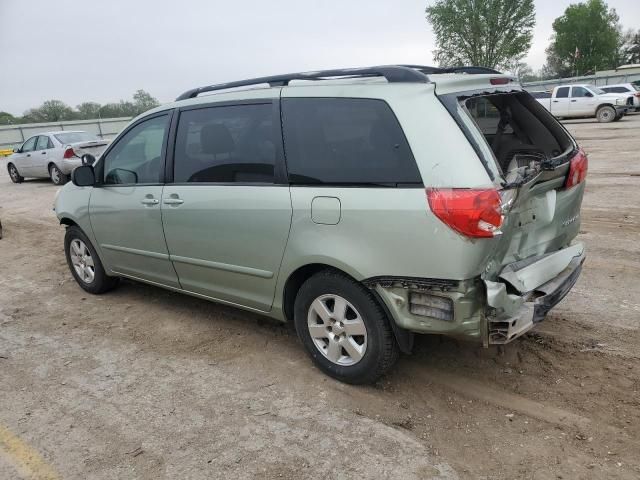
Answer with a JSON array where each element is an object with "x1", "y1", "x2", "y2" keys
[{"x1": 531, "y1": 84, "x2": 632, "y2": 123}]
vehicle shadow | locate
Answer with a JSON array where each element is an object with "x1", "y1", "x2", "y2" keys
[{"x1": 107, "y1": 277, "x2": 519, "y2": 382}]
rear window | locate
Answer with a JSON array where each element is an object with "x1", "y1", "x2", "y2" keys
[
  {"x1": 54, "y1": 132, "x2": 98, "y2": 144},
  {"x1": 462, "y1": 92, "x2": 573, "y2": 174},
  {"x1": 281, "y1": 98, "x2": 422, "y2": 185}
]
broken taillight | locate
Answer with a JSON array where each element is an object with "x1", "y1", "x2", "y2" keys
[
  {"x1": 564, "y1": 149, "x2": 588, "y2": 189},
  {"x1": 63, "y1": 147, "x2": 76, "y2": 159},
  {"x1": 426, "y1": 188, "x2": 503, "y2": 238}
]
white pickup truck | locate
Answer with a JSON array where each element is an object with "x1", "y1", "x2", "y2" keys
[{"x1": 531, "y1": 84, "x2": 632, "y2": 123}]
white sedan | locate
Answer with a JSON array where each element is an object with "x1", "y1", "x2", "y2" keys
[{"x1": 7, "y1": 131, "x2": 109, "y2": 185}]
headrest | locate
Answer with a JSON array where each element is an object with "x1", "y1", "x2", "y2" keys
[{"x1": 201, "y1": 123, "x2": 235, "y2": 154}]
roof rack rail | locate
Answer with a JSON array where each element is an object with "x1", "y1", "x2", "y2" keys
[
  {"x1": 400, "y1": 65, "x2": 502, "y2": 75},
  {"x1": 175, "y1": 64, "x2": 505, "y2": 101},
  {"x1": 175, "y1": 65, "x2": 429, "y2": 101}
]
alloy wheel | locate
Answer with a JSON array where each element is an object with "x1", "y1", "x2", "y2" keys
[
  {"x1": 9, "y1": 165, "x2": 18, "y2": 182},
  {"x1": 69, "y1": 239, "x2": 95, "y2": 283},
  {"x1": 598, "y1": 108, "x2": 614, "y2": 122},
  {"x1": 50, "y1": 166, "x2": 60, "y2": 184},
  {"x1": 307, "y1": 294, "x2": 367, "y2": 366}
]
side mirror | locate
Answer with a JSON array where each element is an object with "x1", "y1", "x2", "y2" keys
[
  {"x1": 71, "y1": 165, "x2": 96, "y2": 187},
  {"x1": 585, "y1": 92, "x2": 593, "y2": 97},
  {"x1": 13, "y1": 148, "x2": 20, "y2": 153},
  {"x1": 81, "y1": 153, "x2": 96, "y2": 166}
]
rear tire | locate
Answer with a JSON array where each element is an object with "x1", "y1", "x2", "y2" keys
[
  {"x1": 64, "y1": 226, "x2": 119, "y2": 294},
  {"x1": 294, "y1": 270, "x2": 399, "y2": 384},
  {"x1": 7, "y1": 163, "x2": 23, "y2": 183},
  {"x1": 596, "y1": 105, "x2": 616, "y2": 123},
  {"x1": 49, "y1": 164, "x2": 69, "y2": 185}
]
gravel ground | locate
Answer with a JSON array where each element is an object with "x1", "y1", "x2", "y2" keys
[{"x1": 1, "y1": 114, "x2": 639, "y2": 480}]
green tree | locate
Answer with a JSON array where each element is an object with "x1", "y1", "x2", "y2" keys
[
  {"x1": 76, "y1": 102, "x2": 102, "y2": 120},
  {"x1": 616, "y1": 29, "x2": 640, "y2": 66},
  {"x1": 99, "y1": 101, "x2": 137, "y2": 118},
  {"x1": 514, "y1": 62, "x2": 537, "y2": 82},
  {"x1": 538, "y1": 63, "x2": 557, "y2": 80},
  {"x1": 425, "y1": 0, "x2": 536, "y2": 70},
  {"x1": 545, "y1": 0, "x2": 619, "y2": 77},
  {"x1": 132, "y1": 89, "x2": 160, "y2": 115},
  {"x1": 629, "y1": 33, "x2": 640, "y2": 64},
  {"x1": 22, "y1": 100, "x2": 75, "y2": 123},
  {"x1": 0, "y1": 111, "x2": 17, "y2": 125}
]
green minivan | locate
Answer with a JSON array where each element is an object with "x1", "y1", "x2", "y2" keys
[{"x1": 55, "y1": 66, "x2": 586, "y2": 384}]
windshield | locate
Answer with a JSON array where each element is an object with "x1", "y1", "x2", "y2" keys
[
  {"x1": 633, "y1": 84, "x2": 640, "y2": 91},
  {"x1": 54, "y1": 131, "x2": 98, "y2": 144}
]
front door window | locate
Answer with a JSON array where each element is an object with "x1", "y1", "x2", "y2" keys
[{"x1": 102, "y1": 115, "x2": 169, "y2": 185}]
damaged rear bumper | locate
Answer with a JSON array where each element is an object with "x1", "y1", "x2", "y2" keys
[{"x1": 484, "y1": 243, "x2": 585, "y2": 344}]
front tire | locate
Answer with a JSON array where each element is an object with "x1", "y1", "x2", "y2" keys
[
  {"x1": 64, "y1": 226, "x2": 119, "y2": 294},
  {"x1": 294, "y1": 270, "x2": 399, "y2": 384},
  {"x1": 596, "y1": 105, "x2": 616, "y2": 123},
  {"x1": 7, "y1": 163, "x2": 23, "y2": 183},
  {"x1": 49, "y1": 164, "x2": 69, "y2": 185}
]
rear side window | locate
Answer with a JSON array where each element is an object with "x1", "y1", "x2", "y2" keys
[
  {"x1": 174, "y1": 104, "x2": 275, "y2": 183},
  {"x1": 281, "y1": 98, "x2": 421, "y2": 185},
  {"x1": 555, "y1": 87, "x2": 569, "y2": 98},
  {"x1": 36, "y1": 136, "x2": 53, "y2": 150}
]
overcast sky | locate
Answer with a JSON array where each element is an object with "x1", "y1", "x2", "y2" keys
[{"x1": 1, "y1": 0, "x2": 639, "y2": 115}]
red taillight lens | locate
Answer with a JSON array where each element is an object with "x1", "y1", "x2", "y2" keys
[
  {"x1": 426, "y1": 188, "x2": 503, "y2": 238},
  {"x1": 634, "y1": 92, "x2": 640, "y2": 97},
  {"x1": 63, "y1": 147, "x2": 75, "y2": 159},
  {"x1": 490, "y1": 77, "x2": 510, "y2": 85},
  {"x1": 565, "y1": 149, "x2": 588, "y2": 189}
]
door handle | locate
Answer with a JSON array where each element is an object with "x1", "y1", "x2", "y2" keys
[
  {"x1": 163, "y1": 197, "x2": 184, "y2": 205},
  {"x1": 552, "y1": 100, "x2": 559, "y2": 103},
  {"x1": 571, "y1": 100, "x2": 577, "y2": 102},
  {"x1": 26, "y1": 153, "x2": 31, "y2": 157},
  {"x1": 41, "y1": 151, "x2": 47, "y2": 154},
  {"x1": 141, "y1": 198, "x2": 159, "y2": 205}
]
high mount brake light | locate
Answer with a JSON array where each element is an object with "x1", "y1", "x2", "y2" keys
[
  {"x1": 426, "y1": 188, "x2": 503, "y2": 238},
  {"x1": 565, "y1": 149, "x2": 588, "y2": 189},
  {"x1": 63, "y1": 147, "x2": 75, "y2": 159}
]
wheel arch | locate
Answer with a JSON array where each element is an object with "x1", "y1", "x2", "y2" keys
[
  {"x1": 282, "y1": 263, "x2": 354, "y2": 323},
  {"x1": 596, "y1": 103, "x2": 615, "y2": 111},
  {"x1": 59, "y1": 217, "x2": 79, "y2": 227},
  {"x1": 280, "y1": 262, "x2": 413, "y2": 354}
]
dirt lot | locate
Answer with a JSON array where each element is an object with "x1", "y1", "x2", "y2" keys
[{"x1": 1, "y1": 114, "x2": 639, "y2": 480}]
